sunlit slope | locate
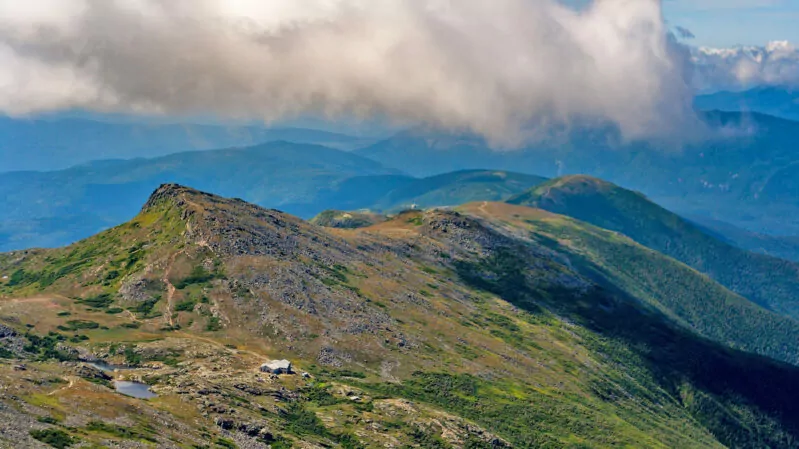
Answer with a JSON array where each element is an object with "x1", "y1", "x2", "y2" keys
[
  {"x1": 2, "y1": 185, "x2": 799, "y2": 447},
  {"x1": 509, "y1": 175, "x2": 799, "y2": 319}
]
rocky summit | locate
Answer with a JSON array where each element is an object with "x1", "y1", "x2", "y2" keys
[{"x1": 2, "y1": 184, "x2": 799, "y2": 448}]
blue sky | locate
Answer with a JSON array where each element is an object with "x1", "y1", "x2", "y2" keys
[{"x1": 663, "y1": 0, "x2": 799, "y2": 47}]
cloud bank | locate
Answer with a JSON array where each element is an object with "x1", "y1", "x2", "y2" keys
[
  {"x1": 0, "y1": 0, "x2": 695, "y2": 143},
  {"x1": 692, "y1": 41, "x2": 799, "y2": 92}
]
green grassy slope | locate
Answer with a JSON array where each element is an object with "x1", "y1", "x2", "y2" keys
[
  {"x1": 508, "y1": 175, "x2": 799, "y2": 319},
  {"x1": 3, "y1": 185, "x2": 799, "y2": 447},
  {"x1": 371, "y1": 169, "x2": 546, "y2": 212},
  {"x1": 463, "y1": 202, "x2": 799, "y2": 366}
]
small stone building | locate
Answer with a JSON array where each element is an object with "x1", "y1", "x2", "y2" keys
[{"x1": 260, "y1": 359, "x2": 292, "y2": 375}]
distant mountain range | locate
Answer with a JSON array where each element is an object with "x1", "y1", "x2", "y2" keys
[
  {"x1": 0, "y1": 138, "x2": 547, "y2": 251},
  {"x1": 0, "y1": 117, "x2": 376, "y2": 172},
  {"x1": 696, "y1": 86, "x2": 799, "y2": 121},
  {"x1": 6, "y1": 109, "x2": 799, "y2": 248},
  {"x1": 0, "y1": 141, "x2": 396, "y2": 250},
  {"x1": 689, "y1": 215, "x2": 799, "y2": 262},
  {"x1": 354, "y1": 111, "x2": 799, "y2": 235}
]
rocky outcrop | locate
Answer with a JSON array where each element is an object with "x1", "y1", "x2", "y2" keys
[
  {"x1": 72, "y1": 364, "x2": 113, "y2": 382},
  {"x1": 215, "y1": 417, "x2": 277, "y2": 443},
  {"x1": 0, "y1": 323, "x2": 26, "y2": 357},
  {"x1": 0, "y1": 324, "x2": 16, "y2": 338}
]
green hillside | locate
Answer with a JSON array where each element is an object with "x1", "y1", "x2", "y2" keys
[
  {"x1": 463, "y1": 202, "x2": 799, "y2": 366},
  {"x1": 371, "y1": 169, "x2": 546, "y2": 212},
  {"x1": 508, "y1": 175, "x2": 799, "y2": 319},
  {"x1": 309, "y1": 210, "x2": 385, "y2": 229},
  {"x1": 3, "y1": 185, "x2": 799, "y2": 447}
]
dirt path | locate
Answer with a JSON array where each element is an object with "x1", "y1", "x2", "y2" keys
[
  {"x1": 173, "y1": 332, "x2": 269, "y2": 361},
  {"x1": 47, "y1": 376, "x2": 76, "y2": 396},
  {"x1": 162, "y1": 251, "x2": 185, "y2": 327},
  {"x1": 0, "y1": 294, "x2": 71, "y2": 305},
  {"x1": 0, "y1": 295, "x2": 71, "y2": 316}
]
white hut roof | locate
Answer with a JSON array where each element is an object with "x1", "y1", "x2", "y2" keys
[{"x1": 261, "y1": 359, "x2": 291, "y2": 370}]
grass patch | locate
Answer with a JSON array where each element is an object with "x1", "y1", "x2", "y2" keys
[
  {"x1": 407, "y1": 216, "x2": 424, "y2": 226},
  {"x1": 68, "y1": 334, "x2": 89, "y2": 343},
  {"x1": 76, "y1": 293, "x2": 114, "y2": 309},
  {"x1": 314, "y1": 368, "x2": 368, "y2": 379},
  {"x1": 124, "y1": 346, "x2": 142, "y2": 365},
  {"x1": 206, "y1": 317, "x2": 222, "y2": 332},
  {"x1": 37, "y1": 416, "x2": 61, "y2": 425},
  {"x1": 175, "y1": 265, "x2": 218, "y2": 289},
  {"x1": 29, "y1": 428, "x2": 77, "y2": 448},
  {"x1": 283, "y1": 402, "x2": 331, "y2": 438},
  {"x1": 85, "y1": 421, "x2": 157, "y2": 443},
  {"x1": 174, "y1": 298, "x2": 197, "y2": 312},
  {"x1": 58, "y1": 320, "x2": 100, "y2": 331},
  {"x1": 127, "y1": 297, "x2": 160, "y2": 318},
  {"x1": 23, "y1": 332, "x2": 73, "y2": 361},
  {"x1": 304, "y1": 384, "x2": 343, "y2": 406},
  {"x1": 214, "y1": 437, "x2": 237, "y2": 448}
]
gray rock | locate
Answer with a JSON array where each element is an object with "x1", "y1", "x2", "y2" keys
[
  {"x1": 73, "y1": 364, "x2": 112, "y2": 381},
  {"x1": 0, "y1": 324, "x2": 17, "y2": 338}
]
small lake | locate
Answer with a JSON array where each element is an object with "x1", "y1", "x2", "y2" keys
[{"x1": 114, "y1": 381, "x2": 157, "y2": 399}]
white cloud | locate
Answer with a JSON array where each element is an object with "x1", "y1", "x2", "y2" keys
[
  {"x1": 0, "y1": 0, "x2": 696, "y2": 143},
  {"x1": 692, "y1": 41, "x2": 799, "y2": 91}
]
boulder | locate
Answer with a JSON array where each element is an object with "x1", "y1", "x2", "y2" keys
[
  {"x1": 0, "y1": 324, "x2": 17, "y2": 338},
  {"x1": 73, "y1": 364, "x2": 113, "y2": 381}
]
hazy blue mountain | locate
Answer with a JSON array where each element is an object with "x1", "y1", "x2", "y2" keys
[
  {"x1": 695, "y1": 87, "x2": 799, "y2": 121},
  {"x1": 355, "y1": 130, "x2": 507, "y2": 177},
  {"x1": 0, "y1": 141, "x2": 549, "y2": 251},
  {"x1": 0, "y1": 141, "x2": 399, "y2": 251},
  {"x1": 356, "y1": 112, "x2": 799, "y2": 234},
  {"x1": 689, "y1": 215, "x2": 799, "y2": 262},
  {"x1": 0, "y1": 117, "x2": 374, "y2": 172}
]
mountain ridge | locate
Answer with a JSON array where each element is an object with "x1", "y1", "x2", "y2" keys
[
  {"x1": 354, "y1": 112, "x2": 799, "y2": 235},
  {"x1": 0, "y1": 141, "x2": 401, "y2": 252},
  {"x1": 508, "y1": 175, "x2": 799, "y2": 319},
  {"x1": 0, "y1": 155, "x2": 547, "y2": 251},
  {"x1": 0, "y1": 116, "x2": 376, "y2": 173},
  {"x1": 4, "y1": 184, "x2": 799, "y2": 447}
]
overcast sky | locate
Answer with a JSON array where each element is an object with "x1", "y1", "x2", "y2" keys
[
  {"x1": 0, "y1": 0, "x2": 795, "y2": 138},
  {"x1": 0, "y1": 0, "x2": 699, "y2": 142}
]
